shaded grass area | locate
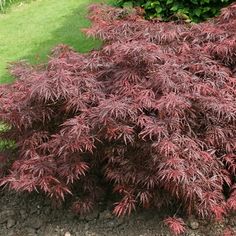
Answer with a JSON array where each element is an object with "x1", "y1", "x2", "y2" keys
[{"x1": 0, "y1": 0, "x2": 110, "y2": 83}]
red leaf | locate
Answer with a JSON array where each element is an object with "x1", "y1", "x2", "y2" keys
[{"x1": 164, "y1": 217, "x2": 186, "y2": 236}]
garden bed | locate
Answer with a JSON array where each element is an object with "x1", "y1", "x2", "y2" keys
[{"x1": 0, "y1": 190, "x2": 235, "y2": 236}]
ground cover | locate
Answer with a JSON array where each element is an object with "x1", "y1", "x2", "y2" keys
[{"x1": 0, "y1": 0, "x2": 109, "y2": 83}]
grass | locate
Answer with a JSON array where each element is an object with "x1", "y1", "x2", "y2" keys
[{"x1": 0, "y1": 0, "x2": 111, "y2": 83}]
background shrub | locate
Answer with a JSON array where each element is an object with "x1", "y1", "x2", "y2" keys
[
  {"x1": 0, "y1": 3, "x2": 236, "y2": 235},
  {"x1": 115, "y1": 0, "x2": 235, "y2": 22},
  {"x1": 0, "y1": 0, "x2": 14, "y2": 11},
  {"x1": 0, "y1": 0, "x2": 30, "y2": 12}
]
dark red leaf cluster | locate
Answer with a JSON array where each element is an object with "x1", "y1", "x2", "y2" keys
[{"x1": 0, "y1": 3, "x2": 236, "y2": 234}]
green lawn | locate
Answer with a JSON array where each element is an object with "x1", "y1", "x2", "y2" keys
[{"x1": 0, "y1": 0, "x2": 110, "y2": 83}]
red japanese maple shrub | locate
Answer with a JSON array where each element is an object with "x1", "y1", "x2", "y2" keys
[{"x1": 0, "y1": 3, "x2": 236, "y2": 234}]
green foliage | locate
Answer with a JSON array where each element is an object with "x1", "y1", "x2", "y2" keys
[
  {"x1": 115, "y1": 0, "x2": 234, "y2": 22},
  {"x1": 0, "y1": 139, "x2": 15, "y2": 151},
  {"x1": 0, "y1": 122, "x2": 9, "y2": 132},
  {"x1": 0, "y1": 122, "x2": 15, "y2": 151},
  {"x1": 0, "y1": 0, "x2": 16, "y2": 11}
]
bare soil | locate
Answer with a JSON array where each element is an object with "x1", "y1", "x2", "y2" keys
[{"x1": 0, "y1": 190, "x2": 235, "y2": 236}]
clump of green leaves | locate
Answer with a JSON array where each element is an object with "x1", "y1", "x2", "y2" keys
[
  {"x1": 115, "y1": 0, "x2": 234, "y2": 22},
  {"x1": 0, "y1": 122, "x2": 15, "y2": 151},
  {"x1": 0, "y1": 0, "x2": 31, "y2": 12},
  {"x1": 0, "y1": 0, "x2": 13, "y2": 11},
  {"x1": 0, "y1": 140, "x2": 15, "y2": 151}
]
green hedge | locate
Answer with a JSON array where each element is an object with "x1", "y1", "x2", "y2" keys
[{"x1": 115, "y1": 0, "x2": 234, "y2": 22}]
